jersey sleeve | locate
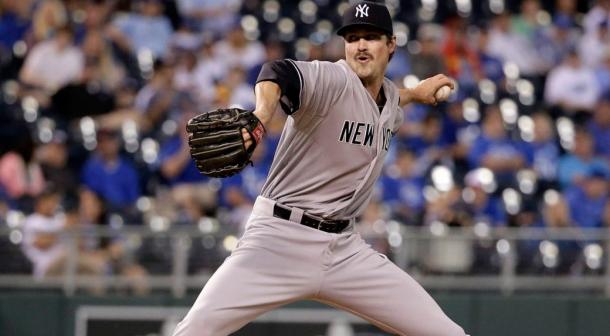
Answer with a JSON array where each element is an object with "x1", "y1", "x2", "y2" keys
[
  {"x1": 256, "y1": 59, "x2": 348, "y2": 117},
  {"x1": 256, "y1": 59, "x2": 302, "y2": 115}
]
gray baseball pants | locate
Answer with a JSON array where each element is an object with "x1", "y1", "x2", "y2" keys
[{"x1": 172, "y1": 196, "x2": 467, "y2": 336}]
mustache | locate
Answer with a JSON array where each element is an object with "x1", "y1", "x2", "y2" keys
[{"x1": 355, "y1": 52, "x2": 373, "y2": 59}]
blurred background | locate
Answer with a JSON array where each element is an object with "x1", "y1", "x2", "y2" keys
[{"x1": 0, "y1": 0, "x2": 610, "y2": 335}]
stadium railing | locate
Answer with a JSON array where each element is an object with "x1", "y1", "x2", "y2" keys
[{"x1": 1, "y1": 223, "x2": 609, "y2": 297}]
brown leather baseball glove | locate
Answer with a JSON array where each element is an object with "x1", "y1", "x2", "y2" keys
[{"x1": 187, "y1": 108, "x2": 265, "y2": 178}]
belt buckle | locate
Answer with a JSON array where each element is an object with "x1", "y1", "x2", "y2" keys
[
  {"x1": 315, "y1": 220, "x2": 325, "y2": 231},
  {"x1": 317, "y1": 219, "x2": 336, "y2": 233}
]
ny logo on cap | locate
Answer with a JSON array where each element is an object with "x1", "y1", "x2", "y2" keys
[{"x1": 355, "y1": 3, "x2": 369, "y2": 18}]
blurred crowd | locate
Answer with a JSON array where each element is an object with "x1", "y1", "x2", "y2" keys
[{"x1": 0, "y1": 0, "x2": 609, "y2": 284}]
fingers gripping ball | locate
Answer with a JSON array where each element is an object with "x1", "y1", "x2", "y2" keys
[
  {"x1": 187, "y1": 108, "x2": 265, "y2": 178},
  {"x1": 434, "y1": 85, "x2": 452, "y2": 102}
]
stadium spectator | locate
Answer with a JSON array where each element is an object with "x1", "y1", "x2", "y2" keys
[
  {"x1": 486, "y1": 11, "x2": 546, "y2": 77},
  {"x1": 401, "y1": 112, "x2": 447, "y2": 175},
  {"x1": 423, "y1": 185, "x2": 477, "y2": 273},
  {"x1": 557, "y1": 128, "x2": 609, "y2": 187},
  {"x1": 73, "y1": 0, "x2": 111, "y2": 44},
  {"x1": 531, "y1": 112, "x2": 561, "y2": 186},
  {"x1": 51, "y1": 31, "x2": 123, "y2": 122},
  {"x1": 424, "y1": 186, "x2": 462, "y2": 228},
  {"x1": 19, "y1": 24, "x2": 83, "y2": 93},
  {"x1": 81, "y1": 128, "x2": 141, "y2": 214},
  {"x1": 0, "y1": 130, "x2": 45, "y2": 209},
  {"x1": 21, "y1": 187, "x2": 107, "y2": 286},
  {"x1": 513, "y1": 0, "x2": 554, "y2": 79},
  {"x1": 93, "y1": 80, "x2": 141, "y2": 130},
  {"x1": 173, "y1": 49, "x2": 214, "y2": 108},
  {"x1": 468, "y1": 105, "x2": 531, "y2": 186},
  {"x1": 442, "y1": 16, "x2": 482, "y2": 94},
  {"x1": 158, "y1": 114, "x2": 216, "y2": 223},
  {"x1": 564, "y1": 167, "x2": 609, "y2": 229},
  {"x1": 542, "y1": 192, "x2": 569, "y2": 226},
  {"x1": 440, "y1": 99, "x2": 477, "y2": 176},
  {"x1": 461, "y1": 169, "x2": 507, "y2": 227},
  {"x1": 76, "y1": 189, "x2": 108, "y2": 248},
  {"x1": 583, "y1": 0, "x2": 610, "y2": 35},
  {"x1": 513, "y1": 201, "x2": 545, "y2": 274},
  {"x1": 21, "y1": 187, "x2": 68, "y2": 279},
  {"x1": 36, "y1": 132, "x2": 78, "y2": 196},
  {"x1": 379, "y1": 147, "x2": 426, "y2": 225},
  {"x1": 107, "y1": 0, "x2": 173, "y2": 59},
  {"x1": 134, "y1": 59, "x2": 177, "y2": 133},
  {"x1": 76, "y1": 189, "x2": 150, "y2": 295},
  {"x1": 475, "y1": 27, "x2": 505, "y2": 85},
  {"x1": 212, "y1": 25, "x2": 265, "y2": 72},
  {"x1": 537, "y1": 14, "x2": 580, "y2": 68},
  {"x1": 512, "y1": 0, "x2": 544, "y2": 41},
  {"x1": 195, "y1": 39, "x2": 227, "y2": 89},
  {"x1": 408, "y1": 23, "x2": 446, "y2": 81},
  {"x1": 214, "y1": 66, "x2": 255, "y2": 110},
  {"x1": 81, "y1": 30, "x2": 126, "y2": 91},
  {"x1": 544, "y1": 50, "x2": 600, "y2": 118},
  {"x1": 553, "y1": 0, "x2": 579, "y2": 24},
  {"x1": 31, "y1": 0, "x2": 67, "y2": 43},
  {"x1": 540, "y1": 190, "x2": 580, "y2": 273},
  {"x1": 0, "y1": 0, "x2": 32, "y2": 51}
]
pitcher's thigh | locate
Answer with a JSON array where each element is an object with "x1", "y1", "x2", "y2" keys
[
  {"x1": 319, "y1": 251, "x2": 466, "y2": 336},
  {"x1": 173, "y1": 246, "x2": 310, "y2": 336}
]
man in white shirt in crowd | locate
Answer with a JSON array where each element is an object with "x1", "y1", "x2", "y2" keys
[
  {"x1": 21, "y1": 187, "x2": 68, "y2": 279},
  {"x1": 545, "y1": 50, "x2": 600, "y2": 115},
  {"x1": 19, "y1": 25, "x2": 83, "y2": 93},
  {"x1": 22, "y1": 187, "x2": 107, "y2": 283}
]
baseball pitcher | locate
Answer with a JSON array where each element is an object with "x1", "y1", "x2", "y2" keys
[{"x1": 174, "y1": 1, "x2": 467, "y2": 335}]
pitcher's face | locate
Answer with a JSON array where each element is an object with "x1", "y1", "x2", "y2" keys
[{"x1": 344, "y1": 28, "x2": 395, "y2": 83}]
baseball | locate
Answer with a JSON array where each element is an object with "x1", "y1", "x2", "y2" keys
[{"x1": 435, "y1": 85, "x2": 452, "y2": 102}]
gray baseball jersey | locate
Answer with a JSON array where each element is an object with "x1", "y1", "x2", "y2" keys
[{"x1": 262, "y1": 59, "x2": 403, "y2": 219}]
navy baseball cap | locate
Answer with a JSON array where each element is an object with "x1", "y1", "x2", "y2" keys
[{"x1": 337, "y1": 1, "x2": 393, "y2": 37}]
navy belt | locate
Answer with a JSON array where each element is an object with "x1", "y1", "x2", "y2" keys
[{"x1": 272, "y1": 203, "x2": 350, "y2": 233}]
